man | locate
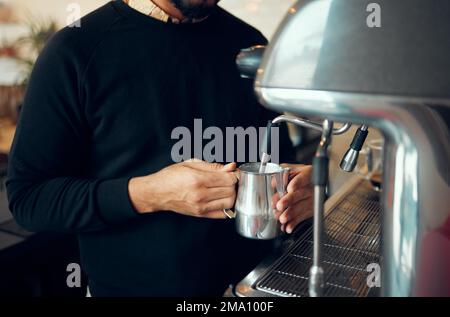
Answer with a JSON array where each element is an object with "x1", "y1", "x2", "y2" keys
[{"x1": 6, "y1": 0, "x2": 313, "y2": 296}]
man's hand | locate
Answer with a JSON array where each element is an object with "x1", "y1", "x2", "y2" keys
[
  {"x1": 275, "y1": 164, "x2": 313, "y2": 234},
  {"x1": 128, "y1": 160, "x2": 238, "y2": 219}
]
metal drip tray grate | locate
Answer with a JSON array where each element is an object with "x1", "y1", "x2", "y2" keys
[{"x1": 255, "y1": 181, "x2": 381, "y2": 297}]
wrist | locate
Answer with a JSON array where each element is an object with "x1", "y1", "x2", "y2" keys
[{"x1": 128, "y1": 175, "x2": 160, "y2": 214}]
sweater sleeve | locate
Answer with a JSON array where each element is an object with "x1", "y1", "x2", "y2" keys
[{"x1": 6, "y1": 30, "x2": 139, "y2": 233}]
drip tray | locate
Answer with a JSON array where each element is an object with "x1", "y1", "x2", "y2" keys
[{"x1": 234, "y1": 177, "x2": 381, "y2": 297}]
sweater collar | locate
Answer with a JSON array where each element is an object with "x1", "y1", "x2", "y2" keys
[{"x1": 123, "y1": 0, "x2": 208, "y2": 24}]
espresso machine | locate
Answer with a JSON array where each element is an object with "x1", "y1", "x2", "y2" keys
[{"x1": 232, "y1": 0, "x2": 450, "y2": 297}]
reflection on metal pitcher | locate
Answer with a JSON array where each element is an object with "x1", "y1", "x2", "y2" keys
[{"x1": 225, "y1": 163, "x2": 289, "y2": 240}]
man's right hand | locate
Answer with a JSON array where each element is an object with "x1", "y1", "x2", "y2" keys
[{"x1": 128, "y1": 160, "x2": 238, "y2": 219}]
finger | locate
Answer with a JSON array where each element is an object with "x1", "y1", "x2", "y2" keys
[
  {"x1": 271, "y1": 192, "x2": 282, "y2": 210},
  {"x1": 281, "y1": 163, "x2": 307, "y2": 172},
  {"x1": 185, "y1": 158, "x2": 203, "y2": 163},
  {"x1": 201, "y1": 210, "x2": 228, "y2": 219},
  {"x1": 287, "y1": 168, "x2": 312, "y2": 193},
  {"x1": 281, "y1": 163, "x2": 307, "y2": 178},
  {"x1": 220, "y1": 162, "x2": 237, "y2": 172},
  {"x1": 201, "y1": 196, "x2": 235, "y2": 213},
  {"x1": 279, "y1": 197, "x2": 313, "y2": 225},
  {"x1": 273, "y1": 208, "x2": 283, "y2": 220},
  {"x1": 279, "y1": 207, "x2": 297, "y2": 225},
  {"x1": 201, "y1": 171, "x2": 238, "y2": 188},
  {"x1": 272, "y1": 198, "x2": 284, "y2": 220},
  {"x1": 276, "y1": 187, "x2": 312, "y2": 212},
  {"x1": 187, "y1": 161, "x2": 236, "y2": 174},
  {"x1": 205, "y1": 186, "x2": 236, "y2": 202},
  {"x1": 286, "y1": 211, "x2": 312, "y2": 234},
  {"x1": 188, "y1": 166, "x2": 237, "y2": 188},
  {"x1": 184, "y1": 160, "x2": 225, "y2": 171}
]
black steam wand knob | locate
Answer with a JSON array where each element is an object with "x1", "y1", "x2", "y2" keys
[{"x1": 340, "y1": 125, "x2": 369, "y2": 172}]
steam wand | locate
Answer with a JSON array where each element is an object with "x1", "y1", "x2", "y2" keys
[
  {"x1": 259, "y1": 120, "x2": 275, "y2": 173},
  {"x1": 309, "y1": 119, "x2": 334, "y2": 297},
  {"x1": 259, "y1": 115, "x2": 352, "y2": 173}
]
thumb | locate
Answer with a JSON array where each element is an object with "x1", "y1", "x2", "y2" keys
[{"x1": 221, "y1": 162, "x2": 237, "y2": 172}]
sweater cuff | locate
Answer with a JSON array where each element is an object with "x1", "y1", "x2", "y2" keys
[{"x1": 96, "y1": 177, "x2": 139, "y2": 225}]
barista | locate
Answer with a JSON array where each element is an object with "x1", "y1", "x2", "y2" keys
[{"x1": 6, "y1": 0, "x2": 313, "y2": 296}]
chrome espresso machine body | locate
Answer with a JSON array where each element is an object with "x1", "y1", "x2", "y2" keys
[{"x1": 234, "y1": 0, "x2": 450, "y2": 296}]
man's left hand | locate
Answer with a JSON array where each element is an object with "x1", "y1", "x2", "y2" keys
[{"x1": 276, "y1": 164, "x2": 313, "y2": 234}]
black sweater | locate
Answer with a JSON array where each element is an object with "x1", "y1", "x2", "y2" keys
[{"x1": 6, "y1": 0, "x2": 294, "y2": 296}]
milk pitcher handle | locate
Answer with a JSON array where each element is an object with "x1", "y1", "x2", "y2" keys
[
  {"x1": 223, "y1": 209, "x2": 236, "y2": 219},
  {"x1": 223, "y1": 171, "x2": 240, "y2": 219}
]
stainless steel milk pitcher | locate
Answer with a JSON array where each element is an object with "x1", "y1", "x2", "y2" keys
[{"x1": 224, "y1": 162, "x2": 289, "y2": 240}]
